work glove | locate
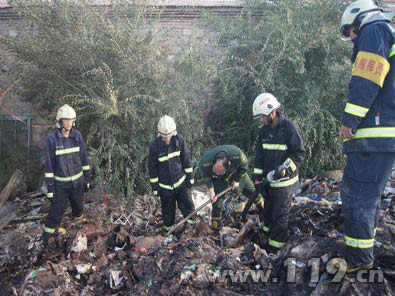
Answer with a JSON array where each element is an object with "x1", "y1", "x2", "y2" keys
[
  {"x1": 185, "y1": 178, "x2": 193, "y2": 189},
  {"x1": 83, "y1": 182, "x2": 90, "y2": 193},
  {"x1": 273, "y1": 164, "x2": 291, "y2": 180}
]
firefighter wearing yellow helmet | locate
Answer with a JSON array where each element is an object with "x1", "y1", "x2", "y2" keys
[
  {"x1": 148, "y1": 115, "x2": 195, "y2": 231},
  {"x1": 338, "y1": 0, "x2": 395, "y2": 272},
  {"x1": 252, "y1": 93, "x2": 305, "y2": 253},
  {"x1": 42, "y1": 104, "x2": 91, "y2": 246}
]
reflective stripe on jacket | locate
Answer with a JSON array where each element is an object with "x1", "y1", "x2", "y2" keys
[
  {"x1": 253, "y1": 112, "x2": 305, "y2": 183},
  {"x1": 45, "y1": 129, "x2": 90, "y2": 186},
  {"x1": 343, "y1": 19, "x2": 395, "y2": 153},
  {"x1": 148, "y1": 134, "x2": 193, "y2": 192}
]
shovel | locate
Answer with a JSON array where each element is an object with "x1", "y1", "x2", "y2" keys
[{"x1": 167, "y1": 186, "x2": 232, "y2": 235}]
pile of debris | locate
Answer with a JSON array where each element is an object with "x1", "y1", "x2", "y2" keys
[{"x1": 0, "y1": 170, "x2": 394, "y2": 295}]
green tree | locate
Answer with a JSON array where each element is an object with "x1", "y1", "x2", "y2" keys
[
  {"x1": 205, "y1": 0, "x2": 350, "y2": 176},
  {"x1": 2, "y1": 0, "x2": 167, "y2": 199}
]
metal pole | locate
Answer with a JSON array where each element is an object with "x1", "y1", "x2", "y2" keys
[
  {"x1": 27, "y1": 117, "x2": 31, "y2": 159},
  {"x1": 14, "y1": 118, "x2": 17, "y2": 149}
]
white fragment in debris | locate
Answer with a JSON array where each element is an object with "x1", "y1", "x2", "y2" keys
[
  {"x1": 383, "y1": 186, "x2": 395, "y2": 196},
  {"x1": 321, "y1": 253, "x2": 329, "y2": 265},
  {"x1": 288, "y1": 258, "x2": 306, "y2": 268},
  {"x1": 191, "y1": 189, "x2": 211, "y2": 216},
  {"x1": 28, "y1": 242, "x2": 35, "y2": 250},
  {"x1": 115, "y1": 243, "x2": 127, "y2": 252},
  {"x1": 180, "y1": 270, "x2": 193, "y2": 281},
  {"x1": 375, "y1": 241, "x2": 382, "y2": 248},
  {"x1": 71, "y1": 234, "x2": 88, "y2": 252},
  {"x1": 110, "y1": 270, "x2": 124, "y2": 289},
  {"x1": 75, "y1": 263, "x2": 93, "y2": 274}
]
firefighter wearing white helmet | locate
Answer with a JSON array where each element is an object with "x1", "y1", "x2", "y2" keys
[
  {"x1": 149, "y1": 115, "x2": 195, "y2": 231},
  {"x1": 340, "y1": 0, "x2": 382, "y2": 40},
  {"x1": 338, "y1": 0, "x2": 395, "y2": 273},
  {"x1": 252, "y1": 93, "x2": 305, "y2": 253},
  {"x1": 42, "y1": 104, "x2": 91, "y2": 246}
]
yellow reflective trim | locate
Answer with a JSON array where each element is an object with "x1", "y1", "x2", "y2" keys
[
  {"x1": 150, "y1": 177, "x2": 159, "y2": 183},
  {"x1": 344, "y1": 102, "x2": 369, "y2": 118},
  {"x1": 212, "y1": 216, "x2": 222, "y2": 221},
  {"x1": 45, "y1": 172, "x2": 54, "y2": 178},
  {"x1": 47, "y1": 192, "x2": 53, "y2": 198},
  {"x1": 352, "y1": 51, "x2": 390, "y2": 87},
  {"x1": 44, "y1": 226, "x2": 56, "y2": 234},
  {"x1": 254, "y1": 198, "x2": 264, "y2": 208},
  {"x1": 82, "y1": 165, "x2": 90, "y2": 171},
  {"x1": 270, "y1": 175, "x2": 298, "y2": 188},
  {"x1": 54, "y1": 171, "x2": 83, "y2": 182},
  {"x1": 268, "y1": 238, "x2": 285, "y2": 248},
  {"x1": 184, "y1": 167, "x2": 193, "y2": 173},
  {"x1": 158, "y1": 151, "x2": 181, "y2": 162},
  {"x1": 159, "y1": 174, "x2": 186, "y2": 190},
  {"x1": 389, "y1": 44, "x2": 395, "y2": 59},
  {"x1": 373, "y1": 228, "x2": 377, "y2": 237},
  {"x1": 345, "y1": 235, "x2": 374, "y2": 249},
  {"x1": 263, "y1": 225, "x2": 270, "y2": 232},
  {"x1": 55, "y1": 146, "x2": 80, "y2": 155},
  {"x1": 286, "y1": 158, "x2": 297, "y2": 172},
  {"x1": 190, "y1": 179, "x2": 195, "y2": 184},
  {"x1": 57, "y1": 227, "x2": 67, "y2": 235},
  {"x1": 262, "y1": 144, "x2": 288, "y2": 151},
  {"x1": 343, "y1": 127, "x2": 395, "y2": 142},
  {"x1": 153, "y1": 191, "x2": 158, "y2": 195},
  {"x1": 254, "y1": 168, "x2": 264, "y2": 174}
]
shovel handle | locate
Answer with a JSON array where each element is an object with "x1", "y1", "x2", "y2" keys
[{"x1": 167, "y1": 186, "x2": 233, "y2": 235}]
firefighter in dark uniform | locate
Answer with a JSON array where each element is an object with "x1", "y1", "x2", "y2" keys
[
  {"x1": 252, "y1": 93, "x2": 305, "y2": 253},
  {"x1": 339, "y1": 0, "x2": 395, "y2": 272},
  {"x1": 200, "y1": 145, "x2": 263, "y2": 231},
  {"x1": 148, "y1": 115, "x2": 195, "y2": 231},
  {"x1": 43, "y1": 104, "x2": 91, "y2": 245}
]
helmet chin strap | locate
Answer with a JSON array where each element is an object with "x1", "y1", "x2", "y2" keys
[
  {"x1": 61, "y1": 126, "x2": 71, "y2": 132},
  {"x1": 57, "y1": 121, "x2": 72, "y2": 132}
]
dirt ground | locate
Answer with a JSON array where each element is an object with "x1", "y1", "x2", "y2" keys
[{"x1": 0, "y1": 178, "x2": 394, "y2": 295}]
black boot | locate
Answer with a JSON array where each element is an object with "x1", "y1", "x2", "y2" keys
[{"x1": 42, "y1": 232, "x2": 53, "y2": 247}]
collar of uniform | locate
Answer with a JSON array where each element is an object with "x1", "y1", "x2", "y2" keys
[
  {"x1": 271, "y1": 111, "x2": 285, "y2": 129},
  {"x1": 157, "y1": 134, "x2": 176, "y2": 148},
  {"x1": 56, "y1": 128, "x2": 76, "y2": 139}
]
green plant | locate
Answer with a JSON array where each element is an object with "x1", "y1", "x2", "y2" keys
[{"x1": 204, "y1": 0, "x2": 350, "y2": 176}]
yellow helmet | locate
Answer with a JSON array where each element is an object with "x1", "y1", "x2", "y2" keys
[{"x1": 157, "y1": 115, "x2": 177, "y2": 136}]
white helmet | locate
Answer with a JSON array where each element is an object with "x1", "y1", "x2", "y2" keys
[
  {"x1": 157, "y1": 115, "x2": 177, "y2": 136},
  {"x1": 56, "y1": 104, "x2": 76, "y2": 129},
  {"x1": 252, "y1": 93, "x2": 281, "y2": 118},
  {"x1": 340, "y1": 0, "x2": 382, "y2": 40}
]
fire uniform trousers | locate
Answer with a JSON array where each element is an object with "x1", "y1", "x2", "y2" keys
[
  {"x1": 340, "y1": 15, "x2": 395, "y2": 268},
  {"x1": 200, "y1": 145, "x2": 259, "y2": 229},
  {"x1": 253, "y1": 112, "x2": 305, "y2": 250},
  {"x1": 148, "y1": 134, "x2": 195, "y2": 228},
  {"x1": 44, "y1": 129, "x2": 90, "y2": 234}
]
